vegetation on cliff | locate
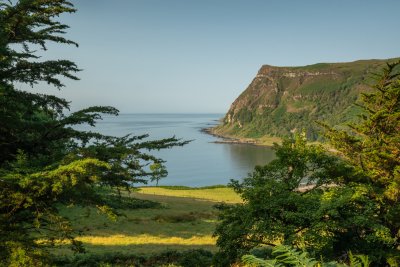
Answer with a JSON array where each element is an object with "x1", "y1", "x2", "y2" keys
[
  {"x1": 214, "y1": 58, "x2": 399, "y2": 141},
  {"x1": 1, "y1": 1, "x2": 399, "y2": 266},
  {"x1": 213, "y1": 61, "x2": 400, "y2": 266}
]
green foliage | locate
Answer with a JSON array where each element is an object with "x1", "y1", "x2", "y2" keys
[
  {"x1": 236, "y1": 108, "x2": 253, "y2": 123},
  {"x1": 214, "y1": 63, "x2": 400, "y2": 266},
  {"x1": 320, "y1": 61, "x2": 400, "y2": 200},
  {"x1": 101, "y1": 193, "x2": 161, "y2": 210},
  {"x1": 242, "y1": 254, "x2": 278, "y2": 267},
  {"x1": 6, "y1": 241, "x2": 50, "y2": 267},
  {"x1": 242, "y1": 245, "x2": 371, "y2": 267},
  {"x1": 216, "y1": 59, "x2": 399, "y2": 141},
  {"x1": 297, "y1": 78, "x2": 343, "y2": 94},
  {"x1": 152, "y1": 211, "x2": 214, "y2": 224},
  {"x1": 53, "y1": 249, "x2": 213, "y2": 267},
  {"x1": 213, "y1": 134, "x2": 352, "y2": 265},
  {"x1": 319, "y1": 61, "x2": 400, "y2": 263},
  {"x1": 150, "y1": 163, "x2": 167, "y2": 186},
  {"x1": 271, "y1": 245, "x2": 319, "y2": 267},
  {"x1": 0, "y1": 0, "x2": 187, "y2": 265},
  {"x1": 348, "y1": 252, "x2": 370, "y2": 267}
]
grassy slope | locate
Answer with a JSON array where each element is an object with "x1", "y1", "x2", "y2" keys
[
  {"x1": 214, "y1": 58, "x2": 399, "y2": 141},
  {"x1": 139, "y1": 186, "x2": 242, "y2": 203},
  {"x1": 51, "y1": 187, "x2": 240, "y2": 257}
]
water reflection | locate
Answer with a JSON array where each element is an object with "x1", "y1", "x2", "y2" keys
[{"x1": 223, "y1": 143, "x2": 275, "y2": 170}]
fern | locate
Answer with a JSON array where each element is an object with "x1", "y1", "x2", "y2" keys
[
  {"x1": 242, "y1": 245, "x2": 318, "y2": 267},
  {"x1": 241, "y1": 246, "x2": 372, "y2": 267},
  {"x1": 348, "y1": 252, "x2": 370, "y2": 267},
  {"x1": 272, "y1": 245, "x2": 319, "y2": 267},
  {"x1": 242, "y1": 254, "x2": 280, "y2": 267}
]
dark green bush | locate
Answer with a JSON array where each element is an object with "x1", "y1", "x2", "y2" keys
[{"x1": 53, "y1": 249, "x2": 214, "y2": 267}]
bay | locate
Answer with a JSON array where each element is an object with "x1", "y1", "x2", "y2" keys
[{"x1": 82, "y1": 113, "x2": 275, "y2": 187}]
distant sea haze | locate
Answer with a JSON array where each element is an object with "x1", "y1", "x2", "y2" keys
[{"x1": 79, "y1": 114, "x2": 275, "y2": 187}]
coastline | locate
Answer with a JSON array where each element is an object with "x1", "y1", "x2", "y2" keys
[{"x1": 201, "y1": 126, "x2": 280, "y2": 147}]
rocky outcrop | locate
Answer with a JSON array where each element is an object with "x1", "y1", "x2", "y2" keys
[{"x1": 215, "y1": 58, "x2": 398, "y2": 140}]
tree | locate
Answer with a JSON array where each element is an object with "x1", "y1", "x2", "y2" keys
[
  {"x1": 0, "y1": 1, "x2": 187, "y2": 265},
  {"x1": 150, "y1": 162, "x2": 167, "y2": 186},
  {"x1": 319, "y1": 61, "x2": 400, "y2": 264},
  {"x1": 321, "y1": 62, "x2": 400, "y2": 200},
  {"x1": 214, "y1": 62, "x2": 400, "y2": 266},
  {"x1": 213, "y1": 134, "x2": 353, "y2": 266}
]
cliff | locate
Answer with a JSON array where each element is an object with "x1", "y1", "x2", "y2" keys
[{"x1": 214, "y1": 58, "x2": 399, "y2": 140}]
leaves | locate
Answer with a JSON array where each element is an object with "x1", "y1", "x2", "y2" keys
[
  {"x1": 0, "y1": 0, "x2": 79, "y2": 88},
  {"x1": 242, "y1": 245, "x2": 371, "y2": 267},
  {"x1": 348, "y1": 252, "x2": 370, "y2": 267},
  {"x1": 0, "y1": 1, "x2": 188, "y2": 265},
  {"x1": 215, "y1": 62, "x2": 400, "y2": 266},
  {"x1": 272, "y1": 245, "x2": 319, "y2": 267},
  {"x1": 242, "y1": 254, "x2": 280, "y2": 267},
  {"x1": 214, "y1": 135, "x2": 352, "y2": 264}
]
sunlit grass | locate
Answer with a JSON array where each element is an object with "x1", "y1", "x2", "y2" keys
[
  {"x1": 77, "y1": 234, "x2": 216, "y2": 246},
  {"x1": 258, "y1": 136, "x2": 282, "y2": 146},
  {"x1": 137, "y1": 186, "x2": 242, "y2": 203},
  {"x1": 40, "y1": 234, "x2": 215, "y2": 246},
  {"x1": 49, "y1": 186, "x2": 241, "y2": 256}
]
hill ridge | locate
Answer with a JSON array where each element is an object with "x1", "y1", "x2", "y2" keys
[{"x1": 213, "y1": 58, "x2": 399, "y2": 140}]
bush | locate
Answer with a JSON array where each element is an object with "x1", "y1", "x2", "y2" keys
[{"x1": 53, "y1": 249, "x2": 214, "y2": 267}]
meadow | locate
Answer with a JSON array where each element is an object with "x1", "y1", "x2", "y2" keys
[{"x1": 53, "y1": 186, "x2": 241, "y2": 258}]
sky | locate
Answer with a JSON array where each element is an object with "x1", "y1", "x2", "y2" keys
[{"x1": 20, "y1": 0, "x2": 400, "y2": 113}]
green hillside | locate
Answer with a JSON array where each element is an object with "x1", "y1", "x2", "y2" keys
[{"x1": 213, "y1": 58, "x2": 399, "y2": 141}]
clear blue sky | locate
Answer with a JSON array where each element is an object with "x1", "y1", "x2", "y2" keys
[{"x1": 25, "y1": 0, "x2": 400, "y2": 113}]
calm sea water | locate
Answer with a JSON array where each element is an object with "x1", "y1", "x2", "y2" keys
[{"x1": 83, "y1": 114, "x2": 275, "y2": 186}]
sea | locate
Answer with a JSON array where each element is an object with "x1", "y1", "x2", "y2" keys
[{"x1": 80, "y1": 113, "x2": 275, "y2": 187}]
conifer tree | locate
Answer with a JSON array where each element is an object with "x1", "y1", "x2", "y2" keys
[
  {"x1": 0, "y1": 1, "x2": 186, "y2": 265},
  {"x1": 319, "y1": 61, "x2": 400, "y2": 264},
  {"x1": 321, "y1": 62, "x2": 400, "y2": 201}
]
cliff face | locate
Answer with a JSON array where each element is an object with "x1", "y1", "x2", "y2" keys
[{"x1": 215, "y1": 59, "x2": 397, "y2": 140}]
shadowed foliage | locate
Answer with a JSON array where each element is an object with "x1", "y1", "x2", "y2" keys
[
  {"x1": 0, "y1": 1, "x2": 187, "y2": 265},
  {"x1": 214, "y1": 62, "x2": 400, "y2": 266}
]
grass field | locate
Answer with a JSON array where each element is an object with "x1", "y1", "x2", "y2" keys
[
  {"x1": 52, "y1": 186, "x2": 241, "y2": 257},
  {"x1": 138, "y1": 186, "x2": 242, "y2": 203}
]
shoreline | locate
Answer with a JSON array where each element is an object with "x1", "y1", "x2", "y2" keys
[
  {"x1": 200, "y1": 127, "x2": 259, "y2": 145},
  {"x1": 200, "y1": 126, "x2": 278, "y2": 147}
]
